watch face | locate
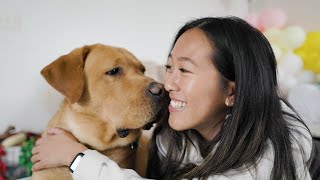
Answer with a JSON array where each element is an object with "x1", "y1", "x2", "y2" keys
[{"x1": 70, "y1": 153, "x2": 84, "y2": 173}]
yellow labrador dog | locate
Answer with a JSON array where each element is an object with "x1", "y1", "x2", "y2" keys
[{"x1": 32, "y1": 44, "x2": 168, "y2": 179}]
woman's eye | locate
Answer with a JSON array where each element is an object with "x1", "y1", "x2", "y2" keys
[
  {"x1": 106, "y1": 67, "x2": 120, "y2": 76},
  {"x1": 179, "y1": 68, "x2": 190, "y2": 73},
  {"x1": 165, "y1": 65, "x2": 172, "y2": 71}
]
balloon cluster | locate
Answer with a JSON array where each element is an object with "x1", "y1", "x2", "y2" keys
[{"x1": 245, "y1": 8, "x2": 320, "y2": 96}]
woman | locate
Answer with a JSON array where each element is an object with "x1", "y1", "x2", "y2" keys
[{"x1": 31, "y1": 17, "x2": 313, "y2": 179}]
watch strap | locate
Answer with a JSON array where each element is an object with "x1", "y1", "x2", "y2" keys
[{"x1": 69, "y1": 152, "x2": 84, "y2": 173}]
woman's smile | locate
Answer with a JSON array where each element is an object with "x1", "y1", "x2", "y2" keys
[{"x1": 168, "y1": 99, "x2": 187, "y2": 112}]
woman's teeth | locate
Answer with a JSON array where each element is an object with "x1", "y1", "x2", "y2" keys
[{"x1": 170, "y1": 100, "x2": 186, "y2": 109}]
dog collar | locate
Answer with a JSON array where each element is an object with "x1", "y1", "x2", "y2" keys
[{"x1": 130, "y1": 141, "x2": 138, "y2": 150}]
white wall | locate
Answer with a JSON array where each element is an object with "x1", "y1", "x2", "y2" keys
[{"x1": 0, "y1": 0, "x2": 248, "y2": 133}]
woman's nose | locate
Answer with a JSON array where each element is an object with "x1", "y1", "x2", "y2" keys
[{"x1": 164, "y1": 71, "x2": 179, "y2": 92}]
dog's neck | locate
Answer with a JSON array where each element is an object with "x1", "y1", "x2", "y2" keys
[{"x1": 50, "y1": 99, "x2": 142, "y2": 152}]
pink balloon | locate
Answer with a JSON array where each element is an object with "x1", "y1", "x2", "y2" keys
[
  {"x1": 244, "y1": 13, "x2": 261, "y2": 30},
  {"x1": 259, "y1": 8, "x2": 287, "y2": 31}
]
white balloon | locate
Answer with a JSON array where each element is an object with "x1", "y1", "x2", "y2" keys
[
  {"x1": 278, "y1": 52, "x2": 303, "y2": 75},
  {"x1": 263, "y1": 28, "x2": 282, "y2": 44},
  {"x1": 284, "y1": 75, "x2": 298, "y2": 89},
  {"x1": 296, "y1": 70, "x2": 315, "y2": 84},
  {"x1": 271, "y1": 44, "x2": 282, "y2": 60},
  {"x1": 278, "y1": 75, "x2": 298, "y2": 97},
  {"x1": 277, "y1": 66, "x2": 285, "y2": 82},
  {"x1": 278, "y1": 26, "x2": 306, "y2": 50}
]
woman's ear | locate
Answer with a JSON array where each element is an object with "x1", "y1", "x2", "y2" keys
[{"x1": 225, "y1": 81, "x2": 235, "y2": 107}]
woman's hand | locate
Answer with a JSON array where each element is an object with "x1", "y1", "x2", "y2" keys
[{"x1": 31, "y1": 127, "x2": 88, "y2": 171}]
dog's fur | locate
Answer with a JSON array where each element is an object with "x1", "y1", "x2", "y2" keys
[{"x1": 32, "y1": 44, "x2": 168, "y2": 179}]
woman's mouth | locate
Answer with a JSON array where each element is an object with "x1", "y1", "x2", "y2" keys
[{"x1": 169, "y1": 100, "x2": 187, "y2": 111}]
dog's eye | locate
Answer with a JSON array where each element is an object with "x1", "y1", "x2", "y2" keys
[
  {"x1": 141, "y1": 67, "x2": 146, "y2": 73},
  {"x1": 106, "y1": 67, "x2": 120, "y2": 76}
]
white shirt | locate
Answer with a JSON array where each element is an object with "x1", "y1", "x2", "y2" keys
[{"x1": 73, "y1": 117, "x2": 312, "y2": 180}]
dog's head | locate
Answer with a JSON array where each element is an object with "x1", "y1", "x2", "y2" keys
[{"x1": 41, "y1": 44, "x2": 168, "y2": 135}]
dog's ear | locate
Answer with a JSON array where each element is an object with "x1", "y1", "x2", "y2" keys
[{"x1": 41, "y1": 46, "x2": 90, "y2": 104}]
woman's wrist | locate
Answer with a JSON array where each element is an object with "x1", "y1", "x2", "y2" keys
[{"x1": 65, "y1": 144, "x2": 88, "y2": 166}]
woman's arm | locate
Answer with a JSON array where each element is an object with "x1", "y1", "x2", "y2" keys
[{"x1": 31, "y1": 128, "x2": 149, "y2": 179}]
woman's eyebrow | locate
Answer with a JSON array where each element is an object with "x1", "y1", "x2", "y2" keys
[{"x1": 168, "y1": 54, "x2": 197, "y2": 66}]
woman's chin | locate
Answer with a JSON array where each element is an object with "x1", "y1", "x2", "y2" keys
[{"x1": 168, "y1": 118, "x2": 187, "y2": 131}]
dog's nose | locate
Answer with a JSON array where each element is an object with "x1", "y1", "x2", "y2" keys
[{"x1": 148, "y1": 82, "x2": 164, "y2": 97}]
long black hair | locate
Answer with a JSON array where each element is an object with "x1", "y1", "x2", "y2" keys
[{"x1": 147, "y1": 16, "x2": 312, "y2": 180}]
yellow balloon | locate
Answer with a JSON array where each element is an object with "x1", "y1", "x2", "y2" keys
[{"x1": 295, "y1": 31, "x2": 320, "y2": 73}]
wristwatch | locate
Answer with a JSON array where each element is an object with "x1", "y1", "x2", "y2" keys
[{"x1": 69, "y1": 152, "x2": 84, "y2": 173}]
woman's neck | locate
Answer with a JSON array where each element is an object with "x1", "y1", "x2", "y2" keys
[{"x1": 196, "y1": 118, "x2": 224, "y2": 142}]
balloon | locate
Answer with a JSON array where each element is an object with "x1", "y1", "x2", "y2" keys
[
  {"x1": 271, "y1": 44, "x2": 282, "y2": 60},
  {"x1": 259, "y1": 8, "x2": 287, "y2": 30},
  {"x1": 296, "y1": 70, "x2": 315, "y2": 84},
  {"x1": 277, "y1": 66, "x2": 285, "y2": 82},
  {"x1": 244, "y1": 13, "x2": 260, "y2": 29},
  {"x1": 278, "y1": 26, "x2": 306, "y2": 50},
  {"x1": 284, "y1": 75, "x2": 298, "y2": 89},
  {"x1": 278, "y1": 75, "x2": 298, "y2": 97},
  {"x1": 295, "y1": 31, "x2": 320, "y2": 73},
  {"x1": 278, "y1": 52, "x2": 303, "y2": 75},
  {"x1": 263, "y1": 28, "x2": 282, "y2": 44}
]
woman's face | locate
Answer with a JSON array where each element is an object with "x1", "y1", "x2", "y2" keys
[{"x1": 164, "y1": 28, "x2": 227, "y2": 140}]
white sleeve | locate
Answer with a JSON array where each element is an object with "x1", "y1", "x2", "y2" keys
[{"x1": 72, "y1": 149, "x2": 152, "y2": 180}]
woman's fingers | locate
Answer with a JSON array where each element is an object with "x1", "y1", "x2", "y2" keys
[
  {"x1": 47, "y1": 127, "x2": 65, "y2": 135},
  {"x1": 35, "y1": 138, "x2": 43, "y2": 146},
  {"x1": 31, "y1": 153, "x2": 40, "y2": 163},
  {"x1": 32, "y1": 146, "x2": 39, "y2": 155},
  {"x1": 32, "y1": 162, "x2": 41, "y2": 171},
  {"x1": 32, "y1": 161, "x2": 49, "y2": 172}
]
